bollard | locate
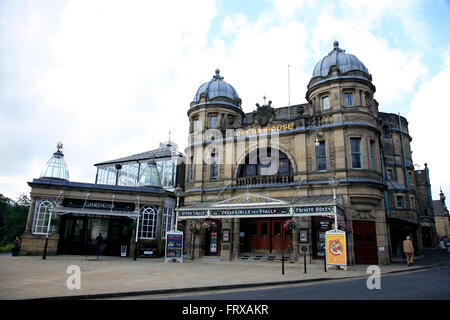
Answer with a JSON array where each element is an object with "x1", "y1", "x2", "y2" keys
[{"x1": 301, "y1": 246, "x2": 308, "y2": 274}]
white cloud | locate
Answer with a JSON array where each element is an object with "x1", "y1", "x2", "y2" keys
[
  {"x1": 408, "y1": 59, "x2": 450, "y2": 199},
  {"x1": 0, "y1": 0, "x2": 444, "y2": 202}
]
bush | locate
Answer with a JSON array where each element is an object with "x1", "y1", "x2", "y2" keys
[{"x1": 0, "y1": 243, "x2": 14, "y2": 253}]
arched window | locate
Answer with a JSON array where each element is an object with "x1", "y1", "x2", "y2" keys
[
  {"x1": 238, "y1": 148, "x2": 292, "y2": 177},
  {"x1": 381, "y1": 125, "x2": 390, "y2": 138},
  {"x1": 32, "y1": 199, "x2": 54, "y2": 235},
  {"x1": 161, "y1": 207, "x2": 175, "y2": 238},
  {"x1": 139, "y1": 206, "x2": 158, "y2": 239}
]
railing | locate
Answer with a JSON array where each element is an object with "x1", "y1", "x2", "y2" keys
[{"x1": 236, "y1": 174, "x2": 294, "y2": 186}]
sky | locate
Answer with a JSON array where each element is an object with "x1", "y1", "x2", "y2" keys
[{"x1": 1, "y1": 0, "x2": 449, "y2": 202}]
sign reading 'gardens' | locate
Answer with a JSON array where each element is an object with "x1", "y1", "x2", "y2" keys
[{"x1": 63, "y1": 198, "x2": 135, "y2": 211}]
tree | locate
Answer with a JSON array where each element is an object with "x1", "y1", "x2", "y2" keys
[{"x1": 0, "y1": 194, "x2": 29, "y2": 245}]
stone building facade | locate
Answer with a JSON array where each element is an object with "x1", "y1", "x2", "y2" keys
[
  {"x1": 21, "y1": 142, "x2": 182, "y2": 257},
  {"x1": 178, "y1": 41, "x2": 427, "y2": 265},
  {"x1": 433, "y1": 189, "x2": 449, "y2": 238}
]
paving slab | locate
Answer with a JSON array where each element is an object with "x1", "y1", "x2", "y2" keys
[{"x1": 0, "y1": 250, "x2": 449, "y2": 300}]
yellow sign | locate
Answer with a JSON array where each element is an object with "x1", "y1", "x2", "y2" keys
[
  {"x1": 236, "y1": 122, "x2": 294, "y2": 137},
  {"x1": 325, "y1": 231, "x2": 347, "y2": 266}
]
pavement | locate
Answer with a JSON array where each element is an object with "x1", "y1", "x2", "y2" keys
[{"x1": 0, "y1": 249, "x2": 449, "y2": 300}]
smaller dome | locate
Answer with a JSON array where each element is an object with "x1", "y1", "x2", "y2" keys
[
  {"x1": 193, "y1": 69, "x2": 240, "y2": 109},
  {"x1": 312, "y1": 41, "x2": 369, "y2": 79},
  {"x1": 40, "y1": 142, "x2": 69, "y2": 181}
]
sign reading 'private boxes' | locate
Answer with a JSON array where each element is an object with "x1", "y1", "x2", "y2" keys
[
  {"x1": 293, "y1": 206, "x2": 334, "y2": 216},
  {"x1": 325, "y1": 229, "x2": 347, "y2": 269}
]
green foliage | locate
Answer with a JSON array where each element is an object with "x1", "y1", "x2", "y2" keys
[
  {"x1": 0, "y1": 243, "x2": 14, "y2": 253},
  {"x1": 0, "y1": 193, "x2": 30, "y2": 246}
]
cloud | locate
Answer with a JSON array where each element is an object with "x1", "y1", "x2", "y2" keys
[
  {"x1": 408, "y1": 58, "x2": 450, "y2": 199},
  {"x1": 0, "y1": 0, "x2": 444, "y2": 202}
]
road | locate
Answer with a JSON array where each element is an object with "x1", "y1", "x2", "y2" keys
[{"x1": 141, "y1": 262, "x2": 450, "y2": 300}]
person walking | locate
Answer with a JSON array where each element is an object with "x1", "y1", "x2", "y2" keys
[
  {"x1": 439, "y1": 237, "x2": 446, "y2": 253},
  {"x1": 403, "y1": 236, "x2": 414, "y2": 266},
  {"x1": 95, "y1": 233, "x2": 104, "y2": 260}
]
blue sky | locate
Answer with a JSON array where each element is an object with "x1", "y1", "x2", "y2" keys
[{"x1": 1, "y1": 0, "x2": 449, "y2": 202}]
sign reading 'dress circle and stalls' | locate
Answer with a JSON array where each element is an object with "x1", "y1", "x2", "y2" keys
[
  {"x1": 63, "y1": 198, "x2": 135, "y2": 211},
  {"x1": 210, "y1": 207, "x2": 290, "y2": 217}
]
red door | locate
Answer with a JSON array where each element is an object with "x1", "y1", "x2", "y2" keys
[
  {"x1": 248, "y1": 220, "x2": 270, "y2": 251},
  {"x1": 353, "y1": 221, "x2": 378, "y2": 264},
  {"x1": 271, "y1": 220, "x2": 291, "y2": 251},
  {"x1": 260, "y1": 221, "x2": 270, "y2": 250}
]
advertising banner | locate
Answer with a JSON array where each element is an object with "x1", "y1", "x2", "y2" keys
[
  {"x1": 165, "y1": 231, "x2": 183, "y2": 263},
  {"x1": 325, "y1": 229, "x2": 347, "y2": 269}
]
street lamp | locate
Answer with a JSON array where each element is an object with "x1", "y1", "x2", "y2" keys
[
  {"x1": 134, "y1": 196, "x2": 140, "y2": 261},
  {"x1": 174, "y1": 187, "x2": 183, "y2": 231},
  {"x1": 329, "y1": 175, "x2": 339, "y2": 230}
]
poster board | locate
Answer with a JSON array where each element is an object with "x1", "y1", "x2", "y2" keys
[
  {"x1": 165, "y1": 230, "x2": 183, "y2": 263},
  {"x1": 325, "y1": 229, "x2": 347, "y2": 270}
]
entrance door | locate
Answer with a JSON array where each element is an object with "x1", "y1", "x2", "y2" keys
[
  {"x1": 106, "y1": 219, "x2": 131, "y2": 256},
  {"x1": 422, "y1": 227, "x2": 432, "y2": 248},
  {"x1": 271, "y1": 219, "x2": 291, "y2": 252},
  {"x1": 59, "y1": 217, "x2": 88, "y2": 254},
  {"x1": 353, "y1": 220, "x2": 378, "y2": 264},
  {"x1": 248, "y1": 220, "x2": 270, "y2": 251},
  {"x1": 312, "y1": 217, "x2": 333, "y2": 259}
]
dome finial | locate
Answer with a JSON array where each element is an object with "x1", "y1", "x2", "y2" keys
[
  {"x1": 213, "y1": 68, "x2": 223, "y2": 80},
  {"x1": 56, "y1": 141, "x2": 63, "y2": 154},
  {"x1": 333, "y1": 40, "x2": 339, "y2": 49}
]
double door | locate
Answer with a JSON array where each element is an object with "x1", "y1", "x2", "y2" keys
[
  {"x1": 353, "y1": 220, "x2": 378, "y2": 264},
  {"x1": 247, "y1": 219, "x2": 291, "y2": 252}
]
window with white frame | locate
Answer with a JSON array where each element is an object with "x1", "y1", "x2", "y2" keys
[
  {"x1": 32, "y1": 199, "x2": 54, "y2": 235},
  {"x1": 322, "y1": 96, "x2": 330, "y2": 110},
  {"x1": 344, "y1": 92, "x2": 353, "y2": 106},
  {"x1": 410, "y1": 196, "x2": 415, "y2": 210},
  {"x1": 396, "y1": 196, "x2": 405, "y2": 209},
  {"x1": 161, "y1": 207, "x2": 175, "y2": 238},
  {"x1": 139, "y1": 205, "x2": 158, "y2": 239}
]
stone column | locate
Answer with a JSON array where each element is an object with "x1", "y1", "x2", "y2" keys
[
  {"x1": 232, "y1": 218, "x2": 240, "y2": 260},
  {"x1": 361, "y1": 91, "x2": 366, "y2": 107},
  {"x1": 25, "y1": 198, "x2": 36, "y2": 232},
  {"x1": 220, "y1": 219, "x2": 231, "y2": 261}
]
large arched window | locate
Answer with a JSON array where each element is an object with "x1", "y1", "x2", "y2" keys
[
  {"x1": 32, "y1": 199, "x2": 54, "y2": 235},
  {"x1": 139, "y1": 205, "x2": 158, "y2": 239},
  {"x1": 238, "y1": 148, "x2": 292, "y2": 178}
]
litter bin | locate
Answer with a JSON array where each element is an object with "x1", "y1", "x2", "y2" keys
[{"x1": 11, "y1": 247, "x2": 19, "y2": 256}]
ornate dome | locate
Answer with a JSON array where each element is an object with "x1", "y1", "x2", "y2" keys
[
  {"x1": 40, "y1": 142, "x2": 69, "y2": 181},
  {"x1": 192, "y1": 69, "x2": 241, "y2": 109},
  {"x1": 312, "y1": 41, "x2": 369, "y2": 79}
]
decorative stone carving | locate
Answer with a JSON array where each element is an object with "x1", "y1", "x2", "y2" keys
[
  {"x1": 353, "y1": 209, "x2": 375, "y2": 220},
  {"x1": 253, "y1": 100, "x2": 275, "y2": 126}
]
